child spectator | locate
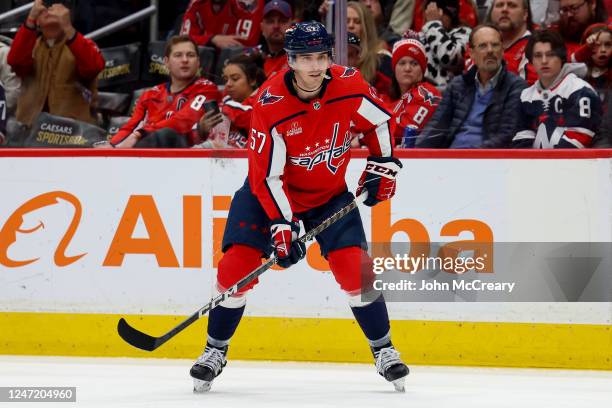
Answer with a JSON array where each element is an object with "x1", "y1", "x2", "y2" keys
[
  {"x1": 571, "y1": 23, "x2": 612, "y2": 99},
  {"x1": 513, "y1": 30, "x2": 602, "y2": 148}
]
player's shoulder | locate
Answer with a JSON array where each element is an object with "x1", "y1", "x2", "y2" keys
[
  {"x1": 557, "y1": 73, "x2": 597, "y2": 100},
  {"x1": 520, "y1": 82, "x2": 539, "y2": 102},
  {"x1": 330, "y1": 64, "x2": 367, "y2": 86},
  {"x1": 143, "y1": 84, "x2": 165, "y2": 99},
  {"x1": 253, "y1": 72, "x2": 287, "y2": 109}
]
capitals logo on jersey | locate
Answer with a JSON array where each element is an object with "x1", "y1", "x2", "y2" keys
[
  {"x1": 417, "y1": 85, "x2": 440, "y2": 106},
  {"x1": 258, "y1": 87, "x2": 283, "y2": 106},
  {"x1": 340, "y1": 66, "x2": 357, "y2": 78},
  {"x1": 236, "y1": 0, "x2": 258, "y2": 13},
  {"x1": 289, "y1": 122, "x2": 352, "y2": 174}
]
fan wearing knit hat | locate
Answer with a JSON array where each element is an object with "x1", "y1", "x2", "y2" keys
[{"x1": 387, "y1": 38, "x2": 442, "y2": 147}]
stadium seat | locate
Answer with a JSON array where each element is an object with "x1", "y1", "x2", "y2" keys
[
  {"x1": 107, "y1": 116, "x2": 132, "y2": 137},
  {"x1": 25, "y1": 113, "x2": 107, "y2": 148},
  {"x1": 97, "y1": 92, "x2": 131, "y2": 116},
  {"x1": 98, "y1": 43, "x2": 141, "y2": 91}
]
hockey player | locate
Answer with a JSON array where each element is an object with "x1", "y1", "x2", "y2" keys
[
  {"x1": 513, "y1": 30, "x2": 602, "y2": 148},
  {"x1": 189, "y1": 21, "x2": 409, "y2": 392}
]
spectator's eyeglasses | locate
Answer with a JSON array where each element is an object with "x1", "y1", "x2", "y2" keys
[
  {"x1": 474, "y1": 42, "x2": 502, "y2": 52},
  {"x1": 559, "y1": 0, "x2": 588, "y2": 15}
]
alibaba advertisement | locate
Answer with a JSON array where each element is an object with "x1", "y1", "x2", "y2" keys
[{"x1": 0, "y1": 155, "x2": 611, "y2": 317}]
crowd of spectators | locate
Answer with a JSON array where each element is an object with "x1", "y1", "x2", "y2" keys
[{"x1": 0, "y1": 0, "x2": 609, "y2": 148}]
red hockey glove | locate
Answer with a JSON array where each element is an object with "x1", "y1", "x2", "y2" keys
[
  {"x1": 270, "y1": 218, "x2": 306, "y2": 268},
  {"x1": 356, "y1": 156, "x2": 403, "y2": 207}
]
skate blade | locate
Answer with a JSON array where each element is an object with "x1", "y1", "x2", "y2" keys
[
  {"x1": 392, "y1": 377, "x2": 406, "y2": 393},
  {"x1": 193, "y1": 378, "x2": 213, "y2": 393}
]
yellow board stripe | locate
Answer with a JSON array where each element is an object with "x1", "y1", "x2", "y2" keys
[{"x1": 1, "y1": 312, "x2": 610, "y2": 370}]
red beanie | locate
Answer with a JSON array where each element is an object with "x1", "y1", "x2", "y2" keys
[{"x1": 392, "y1": 39, "x2": 427, "y2": 73}]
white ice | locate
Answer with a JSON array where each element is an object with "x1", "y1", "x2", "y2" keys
[{"x1": 1, "y1": 356, "x2": 611, "y2": 408}]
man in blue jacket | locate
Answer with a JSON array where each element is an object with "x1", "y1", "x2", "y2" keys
[{"x1": 417, "y1": 24, "x2": 527, "y2": 148}]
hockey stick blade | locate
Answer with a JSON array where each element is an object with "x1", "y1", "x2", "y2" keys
[
  {"x1": 117, "y1": 318, "x2": 159, "y2": 351},
  {"x1": 117, "y1": 193, "x2": 366, "y2": 351}
]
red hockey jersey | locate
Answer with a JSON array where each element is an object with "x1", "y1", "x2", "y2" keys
[
  {"x1": 387, "y1": 81, "x2": 441, "y2": 145},
  {"x1": 180, "y1": 0, "x2": 263, "y2": 47},
  {"x1": 248, "y1": 65, "x2": 394, "y2": 221},
  {"x1": 111, "y1": 78, "x2": 220, "y2": 146}
]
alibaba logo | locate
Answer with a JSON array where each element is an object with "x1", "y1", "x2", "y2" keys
[{"x1": 0, "y1": 191, "x2": 86, "y2": 267}]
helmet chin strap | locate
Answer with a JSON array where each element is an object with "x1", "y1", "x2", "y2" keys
[{"x1": 293, "y1": 75, "x2": 325, "y2": 93}]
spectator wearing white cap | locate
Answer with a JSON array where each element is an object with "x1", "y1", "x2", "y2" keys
[
  {"x1": 260, "y1": 0, "x2": 293, "y2": 77},
  {"x1": 387, "y1": 38, "x2": 441, "y2": 147}
]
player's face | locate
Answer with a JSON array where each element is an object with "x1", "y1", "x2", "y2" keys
[
  {"x1": 347, "y1": 7, "x2": 362, "y2": 38},
  {"x1": 292, "y1": 52, "x2": 330, "y2": 88},
  {"x1": 394, "y1": 56, "x2": 423, "y2": 91},
  {"x1": 223, "y1": 63, "x2": 254, "y2": 102},
  {"x1": 531, "y1": 42, "x2": 563, "y2": 86},
  {"x1": 592, "y1": 31, "x2": 612, "y2": 68},
  {"x1": 261, "y1": 11, "x2": 291, "y2": 46},
  {"x1": 490, "y1": 0, "x2": 527, "y2": 33},
  {"x1": 165, "y1": 41, "x2": 200, "y2": 82},
  {"x1": 470, "y1": 27, "x2": 503, "y2": 74}
]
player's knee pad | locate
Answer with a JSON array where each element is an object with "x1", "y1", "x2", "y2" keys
[
  {"x1": 217, "y1": 244, "x2": 263, "y2": 295},
  {"x1": 327, "y1": 246, "x2": 373, "y2": 295}
]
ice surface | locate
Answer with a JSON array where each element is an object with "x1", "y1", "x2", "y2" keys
[{"x1": 0, "y1": 356, "x2": 610, "y2": 408}]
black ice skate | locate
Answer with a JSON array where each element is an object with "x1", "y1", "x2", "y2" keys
[
  {"x1": 190, "y1": 343, "x2": 228, "y2": 392},
  {"x1": 373, "y1": 345, "x2": 409, "y2": 392}
]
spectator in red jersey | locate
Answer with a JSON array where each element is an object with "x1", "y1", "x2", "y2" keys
[
  {"x1": 196, "y1": 53, "x2": 265, "y2": 148},
  {"x1": 486, "y1": 0, "x2": 538, "y2": 84},
  {"x1": 260, "y1": 0, "x2": 292, "y2": 77},
  {"x1": 559, "y1": 0, "x2": 609, "y2": 54},
  {"x1": 387, "y1": 38, "x2": 441, "y2": 147},
  {"x1": 180, "y1": 0, "x2": 264, "y2": 49},
  {"x1": 102, "y1": 36, "x2": 220, "y2": 148},
  {"x1": 7, "y1": 0, "x2": 104, "y2": 127}
]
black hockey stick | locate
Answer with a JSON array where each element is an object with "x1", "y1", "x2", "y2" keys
[{"x1": 117, "y1": 194, "x2": 366, "y2": 351}]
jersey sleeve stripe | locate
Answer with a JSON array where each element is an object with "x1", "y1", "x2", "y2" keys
[
  {"x1": 512, "y1": 130, "x2": 536, "y2": 141},
  {"x1": 357, "y1": 97, "x2": 391, "y2": 127},
  {"x1": 375, "y1": 122, "x2": 393, "y2": 157},
  {"x1": 225, "y1": 100, "x2": 253, "y2": 111},
  {"x1": 264, "y1": 127, "x2": 293, "y2": 221},
  {"x1": 561, "y1": 136, "x2": 585, "y2": 148}
]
